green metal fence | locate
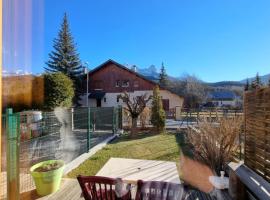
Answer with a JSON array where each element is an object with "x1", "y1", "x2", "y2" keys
[
  {"x1": 3, "y1": 109, "x2": 20, "y2": 200},
  {"x1": 1, "y1": 106, "x2": 122, "y2": 199}
]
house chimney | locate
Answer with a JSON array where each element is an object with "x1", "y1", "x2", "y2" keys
[{"x1": 131, "y1": 65, "x2": 137, "y2": 72}]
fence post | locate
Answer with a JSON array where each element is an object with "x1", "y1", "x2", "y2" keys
[
  {"x1": 186, "y1": 110, "x2": 189, "y2": 126},
  {"x1": 87, "y1": 107, "x2": 91, "y2": 151},
  {"x1": 112, "y1": 107, "x2": 116, "y2": 135},
  {"x1": 118, "y1": 106, "x2": 123, "y2": 130},
  {"x1": 71, "y1": 108, "x2": 74, "y2": 131},
  {"x1": 6, "y1": 108, "x2": 20, "y2": 200},
  {"x1": 197, "y1": 111, "x2": 199, "y2": 124}
]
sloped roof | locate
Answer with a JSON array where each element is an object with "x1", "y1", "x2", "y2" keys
[
  {"x1": 89, "y1": 59, "x2": 158, "y2": 85},
  {"x1": 209, "y1": 91, "x2": 236, "y2": 100},
  {"x1": 88, "y1": 59, "x2": 183, "y2": 98}
]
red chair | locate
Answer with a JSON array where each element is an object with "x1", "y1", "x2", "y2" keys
[
  {"x1": 135, "y1": 180, "x2": 184, "y2": 200},
  {"x1": 77, "y1": 175, "x2": 132, "y2": 200}
]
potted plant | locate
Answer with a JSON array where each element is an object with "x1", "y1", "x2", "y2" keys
[{"x1": 30, "y1": 160, "x2": 65, "y2": 196}]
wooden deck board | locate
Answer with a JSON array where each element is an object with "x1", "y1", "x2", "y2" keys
[
  {"x1": 19, "y1": 178, "x2": 83, "y2": 200},
  {"x1": 1, "y1": 157, "x2": 232, "y2": 200},
  {"x1": 37, "y1": 178, "x2": 83, "y2": 200},
  {"x1": 17, "y1": 177, "x2": 231, "y2": 200},
  {"x1": 0, "y1": 172, "x2": 35, "y2": 199}
]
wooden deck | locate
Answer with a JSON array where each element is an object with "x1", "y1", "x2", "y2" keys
[
  {"x1": 19, "y1": 178, "x2": 230, "y2": 200},
  {"x1": 0, "y1": 173, "x2": 82, "y2": 200},
  {"x1": 0, "y1": 158, "x2": 231, "y2": 200},
  {"x1": 0, "y1": 171, "x2": 35, "y2": 200},
  {"x1": 20, "y1": 178, "x2": 83, "y2": 200}
]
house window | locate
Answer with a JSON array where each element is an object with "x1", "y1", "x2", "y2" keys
[
  {"x1": 116, "y1": 80, "x2": 121, "y2": 87},
  {"x1": 134, "y1": 81, "x2": 139, "y2": 88},
  {"x1": 122, "y1": 80, "x2": 129, "y2": 87},
  {"x1": 104, "y1": 98, "x2": 106, "y2": 102}
]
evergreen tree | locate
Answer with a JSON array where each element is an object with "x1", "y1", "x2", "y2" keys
[
  {"x1": 45, "y1": 13, "x2": 84, "y2": 105},
  {"x1": 244, "y1": 79, "x2": 250, "y2": 91},
  {"x1": 159, "y1": 62, "x2": 168, "y2": 88},
  {"x1": 151, "y1": 86, "x2": 166, "y2": 132},
  {"x1": 255, "y1": 72, "x2": 261, "y2": 86},
  {"x1": 251, "y1": 72, "x2": 262, "y2": 89}
]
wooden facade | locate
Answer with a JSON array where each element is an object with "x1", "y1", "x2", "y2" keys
[
  {"x1": 87, "y1": 60, "x2": 158, "y2": 93},
  {"x1": 85, "y1": 60, "x2": 183, "y2": 111}
]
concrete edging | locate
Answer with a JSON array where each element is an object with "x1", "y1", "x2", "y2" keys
[{"x1": 64, "y1": 134, "x2": 118, "y2": 174}]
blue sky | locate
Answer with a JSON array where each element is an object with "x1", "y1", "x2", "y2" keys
[{"x1": 4, "y1": 0, "x2": 270, "y2": 82}]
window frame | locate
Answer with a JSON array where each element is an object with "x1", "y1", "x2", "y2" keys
[
  {"x1": 122, "y1": 80, "x2": 130, "y2": 87},
  {"x1": 115, "y1": 80, "x2": 121, "y2": 87}
]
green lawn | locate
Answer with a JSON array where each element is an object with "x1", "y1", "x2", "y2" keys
[{"x1": 67, "y1": 132, "x2": 188, "y2": 178}]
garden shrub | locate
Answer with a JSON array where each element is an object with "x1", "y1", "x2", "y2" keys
[
  {"x1": 151, "y1": 86, "x2": 165, "y2": 132},
  {"x1": 187, "y1": 117, "x2": 243, "y2": 175},
  {"x1": 44, "y1": 72, "x2": 74, "y2": 110}
]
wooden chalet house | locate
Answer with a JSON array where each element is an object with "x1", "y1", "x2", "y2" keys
[{"x1": 80, "y1": 59, "x2": 183, "y2": 112}]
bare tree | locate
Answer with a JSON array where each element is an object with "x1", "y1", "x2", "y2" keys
[
  {"x1": 180, "y1": 74, "x2": 208, "y2": 109},
  {"x1": 119, "y1": 92, "x2": 152, "y2": 136}
]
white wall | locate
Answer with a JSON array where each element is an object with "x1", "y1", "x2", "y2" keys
[
  {"x1": 212, "y1": 99, "x2": 237, "y2": 107},
  {"x1": 80, "y1": 90, "x2": 184, "y2": 109},
  {"x1": 160, "y1": 90, "x2": 184, "y2": 109},
  {"x1": 79, "y1": 95, "x2": 96, "y2": 107}
]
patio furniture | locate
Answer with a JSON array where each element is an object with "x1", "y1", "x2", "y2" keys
[
  {"x1": 96, "y1": 158, "x2": 180, "y2": 184},
  {"x1": 77, "y1": 175, "x2": 132, "y2": 200},
  {"x1": 228, "y1": 162, "x2": 270, "y2": 200},
  {"x1": 135, "y1": 180, "x2": 184, "y2": 200}
]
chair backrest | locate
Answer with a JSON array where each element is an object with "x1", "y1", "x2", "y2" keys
[
  {"x1": 77, "y1": 175, "x2": 131, "y2": 200},
  {"x1": 135, "y1": 180, "x2": 184, "y2": 200}
]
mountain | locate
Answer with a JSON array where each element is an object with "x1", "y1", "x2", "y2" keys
[
  {"x1": 127, "y1": 64, "x2": 180, "y2": 82},
  {"x1": 240, "y1": 73, "x2": 270, "y2": 84},
  {"x1": 127, "y1": 64, "x2": 268, "y2": 87},
  {"x1": 137, "y1": 65, "x2": 159, "y2": 78},
  {"x1": 207, "y1": 81, "x2": 245, "y2": 87}
]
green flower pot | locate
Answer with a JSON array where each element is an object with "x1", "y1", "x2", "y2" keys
[{"x1": 30, "y1": 160, "x2": 65, "y2": 196}]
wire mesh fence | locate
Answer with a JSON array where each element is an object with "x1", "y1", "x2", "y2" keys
[{"x1": 1, "y1": 106, "x2": 122, "y2": 199}]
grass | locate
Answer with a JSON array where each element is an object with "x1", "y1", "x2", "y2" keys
[{"x1": 67, "y1": 132, "x2": 188, "y2": 178}]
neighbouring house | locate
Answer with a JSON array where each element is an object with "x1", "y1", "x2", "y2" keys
[
  {"x1": 206, "y1": 90, "x2": 242, "y2": 108},
  {"x1": 80, "y1": 59, "x2": 184, "y2": 113}
]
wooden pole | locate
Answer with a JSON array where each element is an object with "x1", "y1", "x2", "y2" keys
[{"x1": 0, "y1": 0, "x2": 2, "y2": 186}]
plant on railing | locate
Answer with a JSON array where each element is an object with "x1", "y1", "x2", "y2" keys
[{"x1": 187, "y1": 117, "x2": 243, "y2": 175}]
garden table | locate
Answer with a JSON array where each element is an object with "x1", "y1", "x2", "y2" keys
[{"x1": 96, "y1": 157, "x2": 181, "y2": 184}]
